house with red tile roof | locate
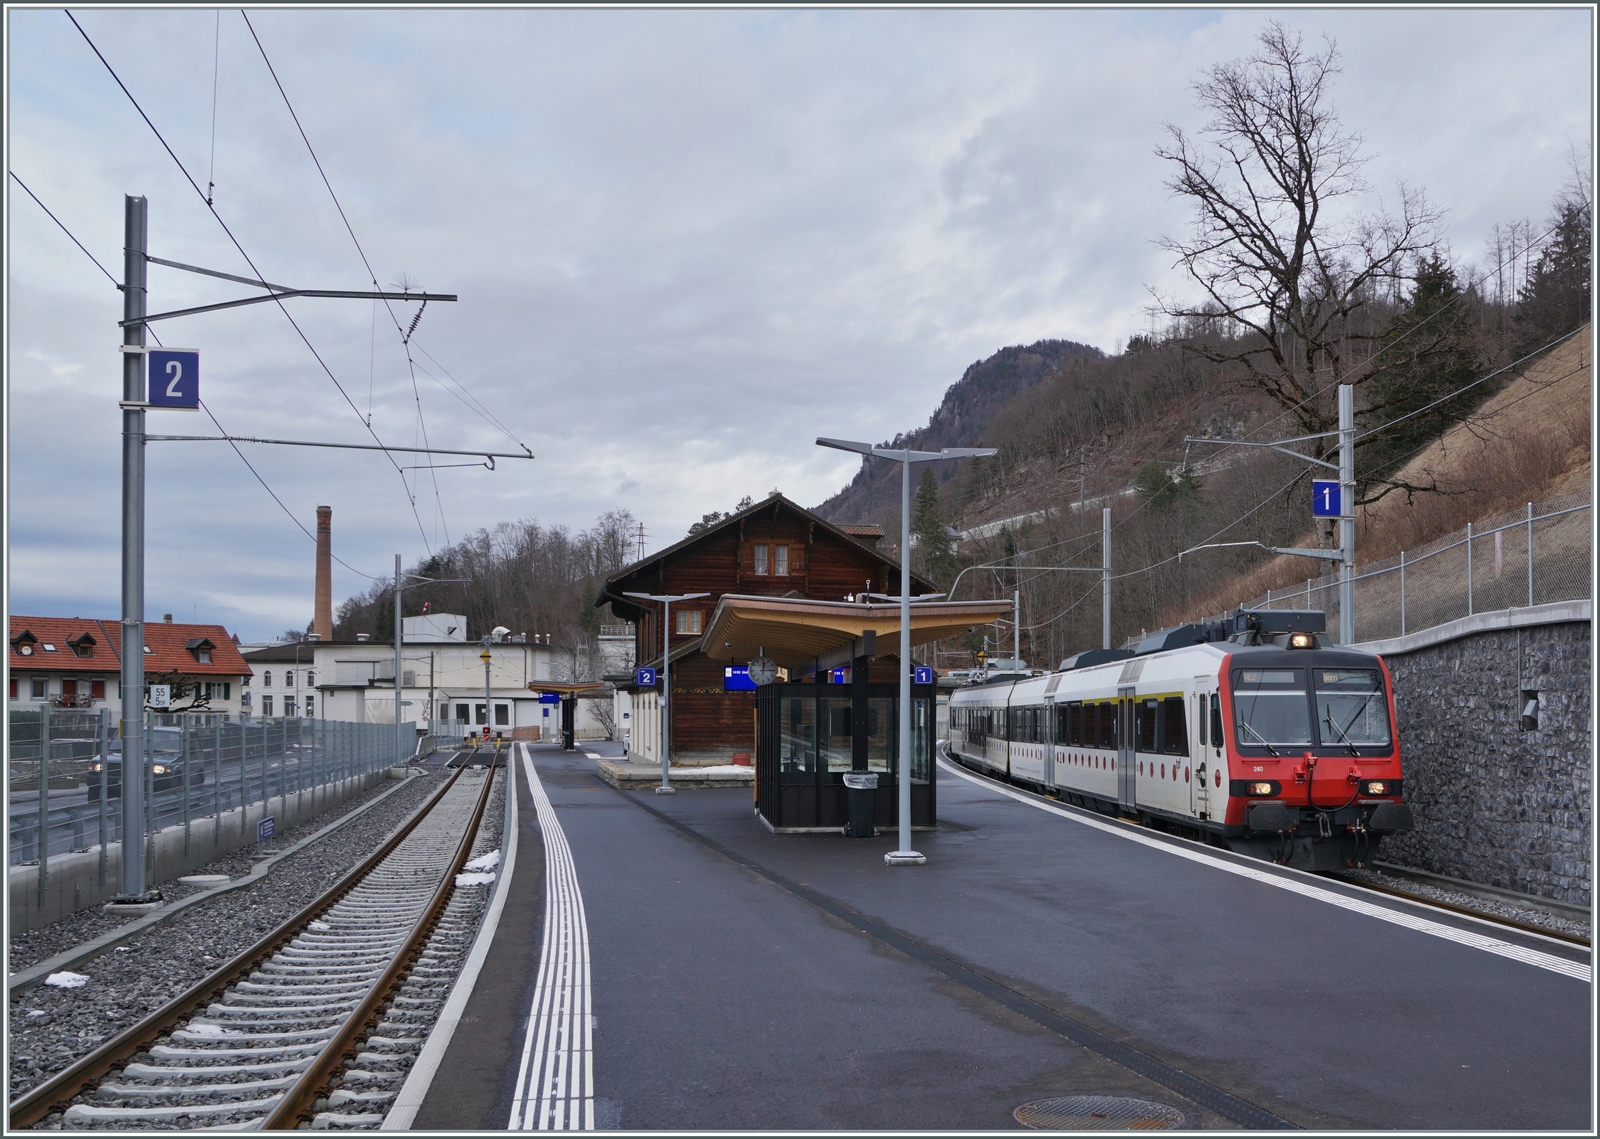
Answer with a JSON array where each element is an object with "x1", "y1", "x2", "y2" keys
[{"x1": 8, "y1": 615, "x2": 253, "y2": 718}]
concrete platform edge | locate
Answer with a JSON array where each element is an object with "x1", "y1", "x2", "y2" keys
[
  {"x1": 596, "y1": 757, "x2": 753, "y2": 789},
  {"x1": 8, "y1": 770, "x2": 422, "y2": 995},
  {"x1": 384, "y1": 757, "x2": 520, "y2": 1130}
]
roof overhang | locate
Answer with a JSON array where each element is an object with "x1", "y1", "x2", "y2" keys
[
  {"x1": 700, "y1": 593, "x2": 1015, "y2": 672},
  {"x1": 527, "y1": 681, "x2": 606, "y2": 696}
]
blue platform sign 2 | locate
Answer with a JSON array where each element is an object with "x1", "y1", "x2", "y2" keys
[
  {"x1": 538, "y1": 692, "x2": 561, "y2": 704},
  {"x1": 257, "y1": 816, "x2": 275, "y2": 842},
  {"x1": 147, "y1": 349, "x2": 199, "y2": 408},
  {"x1": 634, "y1": 667, "x2": 658, "y2": 688},
  {"x1": 1311, "y1": 480, "x2": 1343, "y2": 518},
  {"x1": 913, "y1": 665, "x2": 935, "y2": 686},
  {"x1": 724, "y1": 666, "x2": 757, "y2": 692}
]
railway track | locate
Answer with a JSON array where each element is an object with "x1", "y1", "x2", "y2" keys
[{"x1": 9, "y1": 760, "x2": 499, "y2": 1131}]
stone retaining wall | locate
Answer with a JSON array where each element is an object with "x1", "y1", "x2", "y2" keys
[{"x1": 1356, "y1": 604, "x2": 1591, "y2": 906}]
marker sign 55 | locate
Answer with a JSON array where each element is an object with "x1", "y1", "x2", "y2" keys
[{"x1": 147, "y1": 350, "x2": 199, "y2": 408}]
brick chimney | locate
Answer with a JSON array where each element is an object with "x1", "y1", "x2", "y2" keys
[{"x1": 314, "y1": 506, "x2": 333, "y2": 641}]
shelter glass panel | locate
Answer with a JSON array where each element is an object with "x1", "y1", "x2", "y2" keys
[
  {"x1": 820, "y1": 698, "x2": 852, "y2": 772},
  {"x1": 781, "y1": 696, "x2": 815, "y2": 782},
  {"x1": 867, "y1": 697, "x2": 894, "y2": 773},
  {"x1": 912, "y1": 696, "x2": 932, "y2": 782}
]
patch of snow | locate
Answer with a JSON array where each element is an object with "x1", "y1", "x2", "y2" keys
[
  {"x1": 463, "y1": 850, "x2": 500, "y2": 873},
  {"x1": 44, "y1": 972, "x2": 90, "y2": 989},
  {"x1": 308, "y1": 921, "x2": 332, "y2": 931},
  {"x1": 115, "y1": 946, "x2": 132, "y2": 952},
  {"x1": 28, "y1": 1010, "x2": 47, "y2": 1017},
  {"x1": 184, "y1": 1022, "x2": 237, "y2": 1036},
  {"x1": 670, "y1": 764, "x2": 753, "y2": 775},
  {"x1": 454, "y1": 872, "x2": 497, "y2": 887}
]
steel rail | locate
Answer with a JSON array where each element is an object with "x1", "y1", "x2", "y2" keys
[
  {"x1": 262, "y1": 759, "x2": 497, "y2": 1128},
  {"x1": 1322, "y1": 873, "x2": 1590, "y2": 948},
  {"x1": 7, "y1": 765, "x2": 468, "y2": 1130}
]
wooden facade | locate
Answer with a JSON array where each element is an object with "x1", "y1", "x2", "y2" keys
[{"x1": 598, "y1": 494, "x2": 936, "y2": 762}]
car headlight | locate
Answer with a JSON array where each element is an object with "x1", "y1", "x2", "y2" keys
[
  {"x1": 90, "y1": 762, "x2": 102, "y2": 772},
  {"x1": 151, "y1": 765, "x2": 168, "y2": 775}
]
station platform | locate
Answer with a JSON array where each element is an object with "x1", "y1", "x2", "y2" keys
[{"x1": 404, "y1": 741, "x2": 1590, "y2": 1130}]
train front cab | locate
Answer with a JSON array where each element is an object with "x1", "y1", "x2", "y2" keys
[{"x1": 1215, "y1": 647, "x2": 1412, "y2": 871}]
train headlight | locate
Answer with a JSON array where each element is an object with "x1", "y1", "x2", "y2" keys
[
  {"x1": 1288, "y1": 632, "x2": 1315, "y2": 649},
  {"x1": 1362, "y1": 780, "x2": 1388, "y2": 795},
  {"x1": 1248, "y1": 781, "x2": 1274, "y2": 795}
]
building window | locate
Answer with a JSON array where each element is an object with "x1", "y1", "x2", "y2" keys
[
  {"x1": 263, "y1": 695, "x2": 274, "y2": 716},
  {"x1": 241, "y1": 691, "x2": 252, "y2": 707},
  {"x1": 31, "y1": 678, "x2": 47, "y2": 700},
  {"x1": 774, "y1": 544, "x2": 789, "y2": 575},
  {"x1": 440, "y1": 702, "x2": 451, "y2": 721},
  {"x1": 75, "y1": 644, "x2": 93, "y2": 659},
  {"x1": 475, "y1": 703, "x2": 487, "y2": 725},
  {"x1": 675, "y1": 609, "x2": 702, "y2": 635},
  {"x1": 263, "y1": 670, "x2": 273, "y2": 687},
  {"x1": 196, "y1": 648, "x2": 212, "y2": 663},
  {"x1": 9, "y1": 678, "x2": 16, "y2": 699},
  {"x1": 91, "y1": 679, "x2": 106, "y2": 700},
  {"x1": 304, "y1": 696, "x2": 315, "y2": 718},
  {"x1": 223, "y1": 682, "x2": 231, "y2": 700},
  {"x1": 62, "y1": 679, "x2": 79, "y2": 700},
  {"x1": 242, "y1": 675, "x2": 251, "y2": 688},
  {"x1": 753, "y1": 544, "x2": 769, "y2": 574},
  {"x1": 306, "y1": 670, "x2": 315, "y2": 687},
  {"x1": 496, "y1": 704, "x2": 510, "y2": 726},
  {"x1": 285, "y1": 697, "x2": 297, "y2": 717},
  {"x1": 456, "y1": 703, "x2": 470, "y2": 723},
  {"x1": 285, "y1": 670, "x2": 295, "y2": 688}
]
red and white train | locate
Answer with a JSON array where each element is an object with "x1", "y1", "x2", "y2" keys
[{"x1": 947, "y1": 610, "x2": 1413, "y2": 871}]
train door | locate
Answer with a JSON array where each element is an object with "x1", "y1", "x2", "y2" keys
[
  {"x1": 1116, "y1": 686, "x2": 1136, "y2": 812},
  {"x1": 1191, "y1": 678, "x2": 1215, "y2": 818}
]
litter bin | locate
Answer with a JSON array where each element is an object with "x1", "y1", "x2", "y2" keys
[{"x1": 842, "y1": 771, "x2": 878, "y2": 837}]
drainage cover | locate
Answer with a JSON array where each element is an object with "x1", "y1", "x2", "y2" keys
[{"x1": 1014, "y1": 1096, "x2": 1186, "y2": 1130}]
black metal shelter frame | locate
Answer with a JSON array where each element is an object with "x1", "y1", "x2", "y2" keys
[{"x1": 755, "y1": 677, "x2": 937, "y2": 832}]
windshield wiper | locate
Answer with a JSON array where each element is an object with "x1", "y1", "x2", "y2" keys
[
  {"x1": 1323, "y1": 705, "x2": 1360, "y2": 756},
  {"x1": 1238, "y1": 719, "x2": 1280, "y2": 756}
]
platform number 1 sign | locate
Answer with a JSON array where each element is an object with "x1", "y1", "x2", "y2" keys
[
  {"x1": 1311, "y1": 480, "x2": 1344, "y2": 518},
  {"x1": 147, "y1": 349, "x2": 200, "y2": 409}
]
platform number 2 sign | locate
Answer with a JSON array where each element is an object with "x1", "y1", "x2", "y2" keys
[{"x1": 147, "y1": 350, "x2": 200, "y2": 409}]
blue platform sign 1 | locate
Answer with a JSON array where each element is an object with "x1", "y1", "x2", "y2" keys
[
  {"x1": 257, "y1": 815, "x2": 275, "y2": 842},
  {"x1": 147, "y1": 349, "x2": 199, "y2": 408},
  {"x1": 913, "y1": 665, "x2": 935, "y2": 685},
  {"x1": 634, "y1": 667, "x2": 658, "y2": 688},
  {"x1": 1311, "y1": 480, "x2": 1344, "y2": 517},
  {"x1": 724, "y1": 666, "x2": 757, "y2": 692},
  {"x1": 538, "y1": 692, "x2": 561, "y2": 704},
  {"x1": 829, "y1": 667, "x2": 851, "y2": 685}
]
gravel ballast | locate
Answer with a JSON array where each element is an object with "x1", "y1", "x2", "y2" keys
[
  {"x1": 7, "y1": 770, "x2": 451, "y2": 1102},
  {"x1": 1331, "y1": 866, "x2": 1591, "y2": 939}
]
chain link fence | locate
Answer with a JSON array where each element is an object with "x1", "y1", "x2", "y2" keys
[
  {"x1": 8, "y1": 710, "x2": 409, "y2": 868},
  {"x1": 1200, "y1": 492, "x2": 1591, "y2": 642}
]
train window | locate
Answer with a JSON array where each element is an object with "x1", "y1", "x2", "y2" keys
[
  {"x1": 1232, "y1": 668, "x2": 1313, "y2": 746},
  {"x1": 1162, "y1": 696, "x2": 1188, "y2": 756},
  {"x1": 1210, "y1": 693, "x2": 1223, "y2": 747},
  {"x1": 1097, "y1": 702, "x2": 1116, "y2": 749},
  {"x1": 1313, "y1": 669, "x2": 1391, "y2": 746},
  {"x1": 1058, "y1": 704, "x2": 1072, "y2": 746},
  {"x1": 1137, "y1": 700, "x2": 1157, "y2": 752}
]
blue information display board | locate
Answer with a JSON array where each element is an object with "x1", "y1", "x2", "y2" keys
[
  {"x1": 147, "y1": 349, "x2": 199, "y2": 408},
  {"x1": 257, "y1": 816, "x2": 275, "y2": 842},
  {"x1": 828, "y1": 667, "x2": 851, "y2": 685},
  {"x1": 538, "y1": 692, "x2": 561, "y2": 704},
  {"x1": 1312, "y1": 480, "x2": 1344, "y2": 517},
  {"x1": 724, "y1": 665, "x2": 757, "y2": 691},
  {"x1": 634, "y1": 667, "x2": 658, "y2": 688},
  {"x1": 913, "y1": 665, "x2": 935, "y2": 685}
]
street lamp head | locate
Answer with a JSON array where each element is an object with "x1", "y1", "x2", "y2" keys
[
  {"x1": 939, "y1": 447, "x2": 998, "y2": 459},
  {"x1": 815, "y1": 436, "x2": 873, "y2": 456},
  {"x1": 491, "y1": 625, "x2": 510, "y2": 640}
]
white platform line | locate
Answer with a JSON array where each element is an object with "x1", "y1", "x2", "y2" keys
[
  {"x1": 939, "y1": 757, "x2": 1590, "y2": 984},
  {"x1": 509, "y1": 750, "x2": 595, "y2": 1131}
]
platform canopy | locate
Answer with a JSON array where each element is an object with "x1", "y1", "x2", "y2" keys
[
  {"x1": 526, "y1": 681, "x2": 606, "y2": 695},
  {"x1": 700, "y1": 593, "x2": 1015, "y2": 672}
]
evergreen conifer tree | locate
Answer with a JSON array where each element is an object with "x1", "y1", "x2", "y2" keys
[{"x1": 910, "y1": 469, "x2": 956, "y2": 586}]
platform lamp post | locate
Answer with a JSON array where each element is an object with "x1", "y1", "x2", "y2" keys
[
  {"x1": 622, "y1": 591, "x2": 709, "y2": 794},
  {"x1": 480, "y1": 625, "x2": 511, "y2": 748},
  {"x1": 817, "y1": 437, "x2": 997, "y2": 866}
]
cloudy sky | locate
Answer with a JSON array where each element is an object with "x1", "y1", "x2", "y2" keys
[{"x1": 6, "y1": 6, "x2": 1591, "y2": 640}]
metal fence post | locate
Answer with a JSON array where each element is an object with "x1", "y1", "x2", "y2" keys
[
  {"x1": 98, "y1": 707, "x2": 110, "y2": 887},
  {"x1": 214, "y1": 715, "x2": 222, "y2": 848},
  {"x1": 38, "y1": 706, "x2": 51, "y2": 904},
  {"x1": 1466, "y1": 522, "x2": 1474, "y2": 616},
  {"x1": 181, "y1": 714, "x2": 191, "y2": 858},
  {"x1": 144, "y1": 711, "x2": 155, "y2": 889},
  {"x1": 1527, "y1": 502, "x2": 1534, "y2": 606},
  {"x1": 1399, "y1": 551, "x2": 1406, "y2": 635}
]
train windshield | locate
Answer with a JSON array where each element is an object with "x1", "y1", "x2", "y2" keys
[
  {"x1": 1314, "y1": 669, "x2": 1391, "y2": 747},
  {"x1": 1231, "y1": 668, "x2": 1312, "y2": 747}
]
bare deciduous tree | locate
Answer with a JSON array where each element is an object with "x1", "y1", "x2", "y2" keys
[{"x1": 1153, "y1": 21, "x2": 1441, "y2": 533}]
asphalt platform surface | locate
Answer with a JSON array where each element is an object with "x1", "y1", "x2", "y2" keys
[{"x1": 414, "y1": 742, "x2": 1591, "y2": 1131}]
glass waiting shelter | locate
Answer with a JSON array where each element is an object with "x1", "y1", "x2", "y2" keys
[{"x1": 755, "y1": 680, "x2": 937, "y2": 832}]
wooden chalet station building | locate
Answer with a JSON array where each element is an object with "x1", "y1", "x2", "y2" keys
[{"x1": 598, "y1": 494, "x2": 1010, "y2": 831}]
